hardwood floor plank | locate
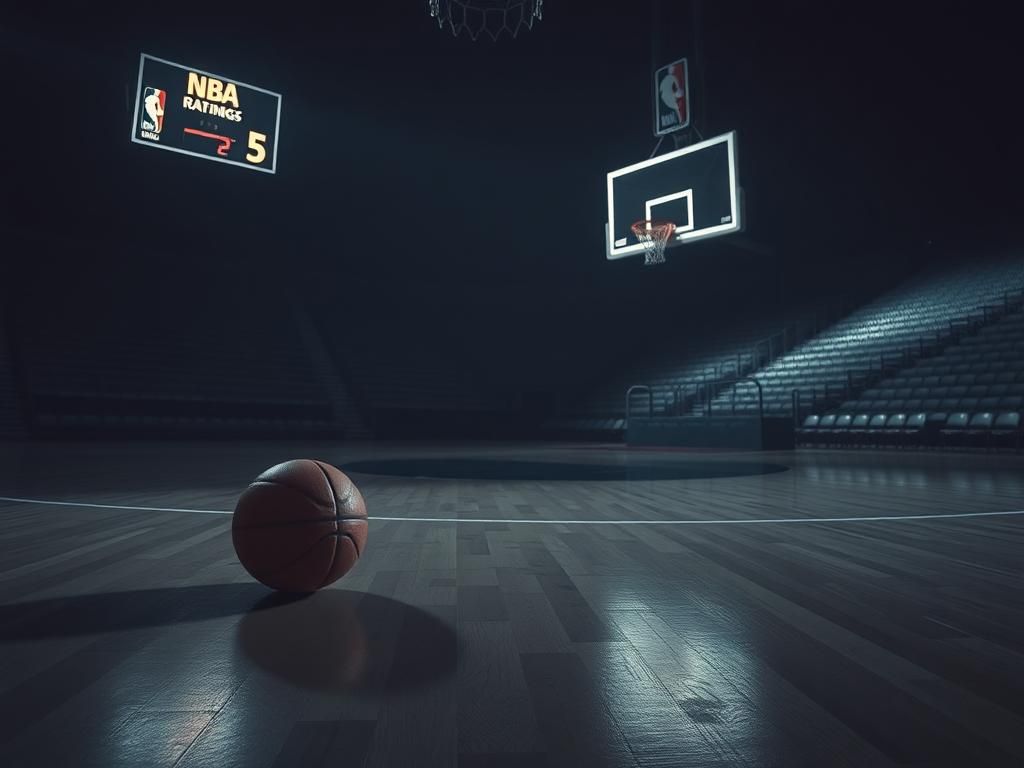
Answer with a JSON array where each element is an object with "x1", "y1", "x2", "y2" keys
[
  {"x1": 677, "y1": 531, "x2": 1024, "y2": 763},
  {"x1": 519, "y1": 651, "x2": 639, "y2": 767},
  {"x1": 2, "y1": 442, "x2": 1024, "y2": 766},
  {"x1": 456, "y1": 586, "x2": 508, "y2": 622},
  {"x1": 575, "y1": 637, "x2": 738, "y2": 768},
  {"x1": 0, "y1": 643, "x2": 151, "y2": 745},
  {"x1": 456, "y1": 620, "x2": 541, "y2": 756},
  {"x1": 271, "y1": 720, "x2": 376, "y2": 768}
]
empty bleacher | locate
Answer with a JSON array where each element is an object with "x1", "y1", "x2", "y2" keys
[
  {"x1": 799, "y1": 284, "x2": 1024, "y2": 449},
  {"x1": 713, "y1": 256, "x2": 1024, "y2": 425},
  {"x1": 568, "y1": 253, "x2": 1024, "y2": 451},
  {"x1": 554, "y1": 304, "x2": 849, "y2": 434}
]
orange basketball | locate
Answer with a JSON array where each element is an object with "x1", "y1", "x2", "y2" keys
[{"x1": 232, "y1": 460, "x2": 368, "y2": 592}]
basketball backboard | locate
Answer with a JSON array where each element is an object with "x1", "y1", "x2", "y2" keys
[{"x1": 606, "y1": 131, "x2": 741, "y2": 260}]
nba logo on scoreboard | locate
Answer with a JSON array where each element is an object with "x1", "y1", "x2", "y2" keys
[
  {"x1": 140, "y1": 87, "x2": 166, "y2": 140},
  {"x1": 653, "y1": 58, "x2": 690, "y2": 136}
]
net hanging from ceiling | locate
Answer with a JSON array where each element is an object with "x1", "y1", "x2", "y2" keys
[{"x1": 428, "y1": 0, "x2": 543, "y2": 41}]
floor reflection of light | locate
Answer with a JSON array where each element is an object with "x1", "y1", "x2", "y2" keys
[
  {"x1": 110, "y1": 709, "x2": 218, "y2": 767},
  {"x1": 798, "y1": 459, "x2": 1022, "y2": 499},
  {"x1": 596, "y1": 581, "x2": 761, "y2": 760},
  {"x1": 948, "y1": 471, "x2": 997, "y2": 496},
  {"x1": 98, "y1": 608, "x2": 259, "y2": 766}
]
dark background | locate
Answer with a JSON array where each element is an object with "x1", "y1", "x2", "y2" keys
[{"x1": 2, "y1": 1, "x2": 1021, "y2": 420}]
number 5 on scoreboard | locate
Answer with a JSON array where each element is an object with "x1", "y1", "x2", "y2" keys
[{"x1": 246, "y1": 131, "x2": 267, "y2": 164}]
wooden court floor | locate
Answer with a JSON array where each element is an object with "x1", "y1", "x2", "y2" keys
[{"x1": 1, "y1": 440, "x2": 1023, "y2": 767}]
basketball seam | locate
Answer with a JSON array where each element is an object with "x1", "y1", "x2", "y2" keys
[
  {"x1": 233, "y1": 516, "x2": 342, "y2": 530},
  {"x1": 317, "y1": 531, "x2": 359, "y2": 590},
  {"x1": 310, "y1": 460, "x2": 370, "y2": 532},
  {"x1": 250, "y1": 479, "x2": 334, "y2": 509},
  {"x1": 250, "y1": 472, "x2": 335, "y2": 510},
  {"x1": 310, "y1": 462, "x2": 368, "y2": 535},
  {"x1": 234, "y1": 474, "x2": 347, "y2": 527},
  {"x1": 339, "y1": 522, "x2": 365, "y2": 557},
  {"x1": 311, "y1": 460, "x2": 344, "y2": 521},
  {"x1": 257, "y1": 530, "x2": 343, "y2": 589}
]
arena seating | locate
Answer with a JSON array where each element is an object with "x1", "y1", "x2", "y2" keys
[
  {"x1": 798, "y1": 302, "x2": 1024, "y2": 449},
  {"x1": 790, "y1": 257, "x2": 1024, "y2": 449},
  {"x1": 711, "y1": 256, "x2": 1024, "y2": 414},
  {"x1": 551, "y1": 305, "x2": 847, "y2": 434},
  {"x1": 568, "y1": 254, "x2": 1024, "y2": 451}
]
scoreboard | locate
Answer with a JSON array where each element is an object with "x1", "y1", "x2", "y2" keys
[{"x1": 130, "y1": 54, "x2": 281, "y2": 174}]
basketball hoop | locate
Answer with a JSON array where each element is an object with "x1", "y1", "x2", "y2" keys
[{"x1": 631, "y1": 220, "x2": 676, "y2": 266}]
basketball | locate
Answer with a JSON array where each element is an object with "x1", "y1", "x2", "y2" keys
[{"x1": 232, "y1": 460, "x2": 368, "y2": 592}]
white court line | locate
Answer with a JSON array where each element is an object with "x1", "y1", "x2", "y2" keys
[{"x1": 0, "y1": 495, "x2": 1022, "y2": 526}]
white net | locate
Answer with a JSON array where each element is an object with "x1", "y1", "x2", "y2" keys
[
  {"x1": 631, "y1": 220, "x2": 676, "y2": 266},
  {"x1": 428, "y1": 0, "x2": 543, "y2": 41}
]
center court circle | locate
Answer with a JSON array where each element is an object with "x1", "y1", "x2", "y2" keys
[{"x1": 340, "y1": 458, "x2": 790, "y2": 482}]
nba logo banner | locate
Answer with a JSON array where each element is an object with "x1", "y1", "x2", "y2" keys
[
  {"x1": 654, "y1": 58, "x2": 691, "y2": 136},
  {"x1": 140, "y1": 87, "x2": 166, "y2": 140}
]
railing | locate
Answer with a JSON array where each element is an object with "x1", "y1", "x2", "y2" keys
[
  {"x1": 625, "y1": 378, "x2": 764, "y2": 426},
  {"x1": 660, "y1": 302, "x2": 853, "y2": 416},
  {"x1": 687, "y1": 377, "x2": 764, "y2": 419},
  {"x1": 624, "y1": 385, "x2": 653, "y2": 429},
  {"x1": 634, "y1": 301, "x2": 852, "y2": 413}
]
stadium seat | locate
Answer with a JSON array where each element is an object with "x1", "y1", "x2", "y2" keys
[
  {"x1": 922, "y1": 412, "x2": 949, "y2": 446},
  {"x1": 821, "y1": 413, "x2": 840, "y2": 440},
  {"x1": 939, "y1": 412, "x2": 970, "y2": 447},
  {"x1": 882, "y1": 413, "x2": 907, "y2": 446},
  {"x1": 965, "y1": 412, "x2": 995, "y2": 447},
  {"x1": 900, "y1": 412, "x2": 927, "y2": 446},
  {"x1": 865, "y1": 414, "x2": 889, "y2": 446},
  {"x1": 827, "y1": 413, "x2": 853, "y2": 446},
  {"x1": 848, "y1": 414, "x2": 871, "y2": 445},
  {"x1": 991, "y1": 412, "x2": 1022, "y2": 450},
  {"x1": 797, "y1": 415, "x2": 820, "y2": 445}
]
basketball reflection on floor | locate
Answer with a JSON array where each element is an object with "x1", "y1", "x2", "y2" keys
[{"x1": 237, "y1": 589, "x2": 457, "y2": 693}]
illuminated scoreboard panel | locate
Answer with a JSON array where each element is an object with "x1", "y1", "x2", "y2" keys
[{"x1": 131, "y1": 54, "x2": 281, "y2": 174}]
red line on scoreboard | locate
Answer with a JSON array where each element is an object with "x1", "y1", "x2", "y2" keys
[{"x1": 183, "y1": 127, "x2": 234, "y2": 156}]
